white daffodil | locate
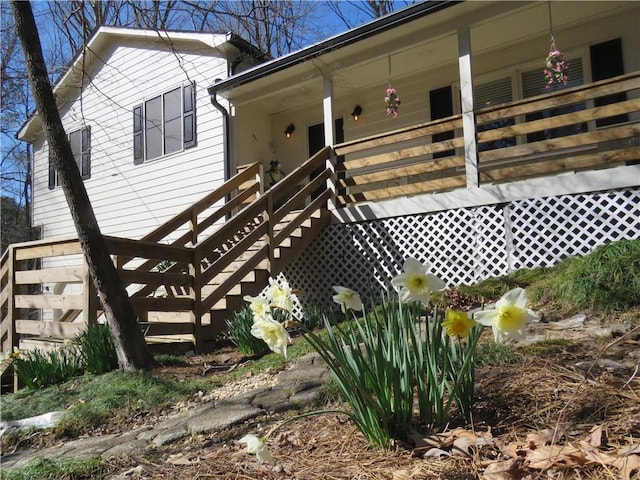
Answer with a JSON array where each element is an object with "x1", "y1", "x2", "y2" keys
[
  {"x1": 391, "y1": 257, "x2": 446, "y2": 304},
  {"x1": 250, "y1": 316, "x2": 290, "y2": 357},
  {"x1": 474, "y1": 287, "x2": 540, "y2": 344},
  {"x1": 243, "y1": 294, "x2": 271, "y2": 321},
  {"x1": 266, "y1": 276, "x2": 293, "y2": 313},
  {"x1": 238, "y1": 434, "x2": 273, "y2": 463},
  {"x1": 332, "y1": 286, "x2": 364, "y2": 313}
]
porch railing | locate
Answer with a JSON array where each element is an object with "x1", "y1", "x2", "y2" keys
[{"x1": 334, "y1": 71, "x2": 639, "y2": 206}]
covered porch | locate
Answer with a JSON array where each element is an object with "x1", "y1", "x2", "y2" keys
[{"x1": 211, "y1": 0, "x2": 638, "y2": 205}]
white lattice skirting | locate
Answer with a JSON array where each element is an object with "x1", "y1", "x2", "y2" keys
[{"x1": 285, "y1": 187, "x2": 640, "y2": 308}]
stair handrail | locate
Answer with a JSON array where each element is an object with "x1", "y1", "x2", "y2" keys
[
  {"x1": 193, "y1": 146, "x2": 334, "y2": 315},
  {"x1": 117, "y1": 162, "x2": 263, "y2": 270}
]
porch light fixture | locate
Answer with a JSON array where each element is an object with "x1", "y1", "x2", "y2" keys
[
  {"x1": 284, "y1": 123, "x2": 295, "y2": 138},
  {"x1": 351, "y1": 105, "x2": 363, "y2": 121}
]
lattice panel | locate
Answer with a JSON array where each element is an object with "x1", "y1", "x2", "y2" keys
[
  {"x1": 286, "y1": 187, "x2": 640, "y2": 309},
  {"x1": 508, "y1": 188, "x2": 640, "y2": 269},
  {"x1": 286, "y1": 206, "x2": 507, "y2": 308}
]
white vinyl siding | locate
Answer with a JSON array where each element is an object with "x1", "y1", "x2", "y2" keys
[{"x1": 32, "y1": 35, "x2": 229, "y2": 246}]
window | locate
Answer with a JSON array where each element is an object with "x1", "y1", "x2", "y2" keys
[
  {"x1": 522, "y1": 58, "x2": 586, "y2": 142},
  {"x1": 474, "y1": 77, "x2": 515, "y2": 151},
  {"x1": 48, "y1": 126, "x2": 91, "y2": 189},
  {"x1": 133, "y1": 82, "x2": 196, "y2": 164},
  {"x1": 590, "y1": 38, "x2": 627, "y2": 127}
]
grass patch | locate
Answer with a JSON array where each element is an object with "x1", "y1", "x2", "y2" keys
[
  {"x1": 458, "y1": 266, "x2": 550, "y2": 303},
  {"x1": 0, "y1": 456, "x2": 107, "y2": 480},
  {"x1": 153, "y1": 353, "x2": 189, "y2": 366},
  {"x1": 1, "y1": 371, "x2": 207, "y2": 437},
  {"x1": 475, "y1": 340, "x2": 520, "y2": 367},
  {"x1": 521, "y1": 338, "x2": 573, "y2": 356},
  {"x1": 54, "y1": 371, "x2": 206, "y2": 437},
  {"x1": 528, "y1": 240, "x2": 640, "y2": 314}
]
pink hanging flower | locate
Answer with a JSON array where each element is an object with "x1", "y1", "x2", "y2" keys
[
  {"x1": 544, "y1": 48, "x2": 569, "y2": 88},
  {"x1": 385, "y1": 86, "x2": 400, "y2": 118}
]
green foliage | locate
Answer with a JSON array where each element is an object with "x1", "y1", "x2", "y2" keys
[
  {"x1": 76, "y1": 321, "x2": 118, "y2": 374},
  {"x1": 458, "y1": 267, "x2": 549, "y2": 302},
  {"x1": 529, "y1": 240, "x2": 640, "y2": 313},
  {"x1": 302, "y1": 302, "x2": 334, "y2": 330},
  {"x1": 0, "y1": 456, "x2": 105, "y2": 480},
  {"x1": 153, "y1": 353, "x2": 188, "y2": 366},
  {"x1": 53, "y1": 371, "x2": 205, "y2": 437},
  {"x1": 12, "y1": 345, "x2": 83, "y2": 390},
  {"x1": 303, "y1": 297, "x2": 480, "y2": 448},
  {"x1": 475, "y1": 340, "x2": 520, "y2": 367},
  {"x1": 1, "y1": 370, "x2": 206, "y2": 440},
  {"x1": 225, "y1": 307, "x2": 270, "y2": 356}
]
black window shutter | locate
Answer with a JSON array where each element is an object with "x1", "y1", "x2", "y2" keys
[
  {"x1": 590, "y1": 38, "x2": 627, "y2": 127},
  {"x1": 429, "y1": 86, "x2": 454, "y2": 159},
  {"x1": 48, "y1": 150, "x2": 56, "y2": 189},
  {"x1": 183, "y1": 82, "x2": 196, "y2": 149},
  {"x1": 81, "y1": 126, "x2": 91, "y2": 179},
  {"x1": 133, "y1": 104, "x2": 144, "y2": 164}
]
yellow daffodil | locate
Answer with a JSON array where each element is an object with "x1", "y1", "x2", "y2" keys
[
  {"x1": 442, "y1": 310, "x2": 476, "y2": 338},
  {"x1": 238, "y1": 434, "x2": 273, "y2": 463},
  {"x1": 250, "y1": 316, "x2": 290, "y2": 357},
  {"x1": 391, "y1": 257, "x2": 446, "y2": 304},
  {"x1": 332, "y1": 286, "x2": 363, "y2": 313},
  {"x1": 474, "y1": 288, "x2": 540, "y2": 343},
  {"x1": 243, "y1": 294, "x2": 270, "y2": 321}
]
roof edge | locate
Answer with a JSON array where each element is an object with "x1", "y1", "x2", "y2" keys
[{"x1": 207, "y1": 0, "x2": 461, "y2": 95}]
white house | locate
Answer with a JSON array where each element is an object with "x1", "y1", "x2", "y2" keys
[
  {"x1": 17, "y1": 26, "x2": 265, "y2": 245},
  {"x1": 4, "y1": 1, "x2": 639, "y2": 357}
]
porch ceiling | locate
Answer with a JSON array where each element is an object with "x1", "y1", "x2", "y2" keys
[{"x1": 222, "y1": 1, "x2": 636, "y2": 115}]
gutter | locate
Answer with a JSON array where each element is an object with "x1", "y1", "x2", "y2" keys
[
  {"x1": 207, "y1": 0, "x2": 461, "y2": 95},
  {"x1": 209, "y1": 79, "x2": 231, "y2": 182}
]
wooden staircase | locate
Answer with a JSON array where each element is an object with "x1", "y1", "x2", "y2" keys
[{"x1": 0, "y1": 146, "x2": 336, "y2": 379}]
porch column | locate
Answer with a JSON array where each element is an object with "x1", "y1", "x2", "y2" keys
[
  {"x1": 458, "y1": 27, "x2": 479, "y2": 188},
  {"x1": 323, "y1": 77, "x2": 334, "y2": 146}
]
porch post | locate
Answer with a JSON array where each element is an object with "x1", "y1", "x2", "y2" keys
[
  {"x1": 323, "y1": 77, "x2": 334, "y2": 146},
  {"x1": 458, "y1": 27, "x2": 479, "y2": 188}
]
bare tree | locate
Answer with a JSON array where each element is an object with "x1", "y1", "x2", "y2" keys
[
  {"x1": 1, "y1": 2, "x2": 32, "y2": 240},
  {"x1": 326, "y1": 0, "x2": 414, "y2": 30},
  {"x1": 10, "y1": 0, "x2": 155, "y2": 371}
]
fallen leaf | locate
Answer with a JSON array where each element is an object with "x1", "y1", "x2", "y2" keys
[
  {"x1": 482, "y1": 457, "x2": 527, "y2": 480},
  {"x1": 524, "y1": 444, "x2": 585, "y2": 470},
  {"x1": 526, "y1": 427, "x2": 564, "y2": 446},
  {"x1": 587, "y1": 424, "x2": 606, "y2": 448},
  {"x1": 423, "y1": 447, "x2": 451, "y2": 458},
  {"x1": 580, "y1": 440, "x2": 640, "y2": 480}
]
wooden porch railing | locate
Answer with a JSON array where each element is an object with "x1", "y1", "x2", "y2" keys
[
  {"x1": 0, "y1": 147, "x2": 334, "y2": 361},
  {"x1": 334, "y1": 71, "x2": 639, "y2": 206}
]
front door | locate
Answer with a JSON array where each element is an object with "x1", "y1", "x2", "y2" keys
[{"x1": 308, "y1": 118, "x2": 344, "y2": 200}]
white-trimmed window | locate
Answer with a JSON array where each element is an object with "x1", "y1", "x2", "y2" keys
[
  {"x1": 133, "y1": 82, "x2": 196, "y2": 164},
  {"x1": 474, "y1": 77, "x2": 515, "y2": 151},
  {"x1": 521, "y1": 58, "x2": 586, "y2": 141},
  {"x1": 48, "y1": 126, "x2": 91, "y2": 189}
]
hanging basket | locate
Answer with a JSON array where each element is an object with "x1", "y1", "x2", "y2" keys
[
  {"x1": 544, "y1": 47, "x2": 569, "y2": 88},
  {"x1": 385, "y1": 86, "x2": 401, "y2": 118}
]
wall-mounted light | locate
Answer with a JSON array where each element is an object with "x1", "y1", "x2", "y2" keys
[
  {"x1": 284, "y1": 123, "x2": 295, "y2": 138},
  {"x1": 351, "y1": 105, "x2": 363, "y2": 121}
]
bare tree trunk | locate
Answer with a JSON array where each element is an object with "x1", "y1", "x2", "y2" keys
[{"x1": 11, "y1": 0, "x2": 155, "y2": 371}]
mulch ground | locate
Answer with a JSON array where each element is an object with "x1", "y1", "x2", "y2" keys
[{"x1": 93, "y1": 323, "x2": 640, "y2": 480}]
